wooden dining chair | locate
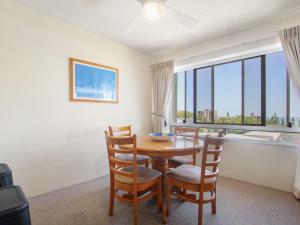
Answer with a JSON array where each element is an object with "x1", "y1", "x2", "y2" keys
[
  {"x1": 109, "y1": 125, "x2": 149, "y2": 167},
  {"x1": 105, "y1": 131, "x2": 163, "y2": 225},
  {"x1": 168, "y1": 127, "x2": 200, "y2": 168},
  {"x1": 166, "y1": 135, "x2": 224, "y2": 225}
]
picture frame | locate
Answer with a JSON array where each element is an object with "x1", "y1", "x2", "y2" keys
[{"x1": 69, "y1": 58, "x2": 119, "y2": 103}]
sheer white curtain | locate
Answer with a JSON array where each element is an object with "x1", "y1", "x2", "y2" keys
[
  {"x1": 152, "y1": 60, "x2": 174, "y2": 132},
  {"x1": 279, "y1": 25, "x2": 300, "y2": 199}
]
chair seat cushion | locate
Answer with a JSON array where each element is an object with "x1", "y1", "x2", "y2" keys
[
  {"x1": 168, "y1": 156, "x2": 193, "y2": 165},
  {"x1": 168, "y1": 164, "x2": 216, "y2": 185},
  {"x1": 115, "y1": 166, "x2": 161, "y2": 184},
  {"x1": 115, "y1": 154, "x2": 149, "y2": 162}
]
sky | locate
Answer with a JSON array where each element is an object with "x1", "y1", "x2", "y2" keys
[
  {"x1": 265, "y1": 51, "x2": 287, "y2": 118},
  {"x1": 75, "y1": 63, "x2": 116, "y2": 100},
  {"x1": 214, "y1": 61, "x2": 242, "y2": 117},
  {"x1": 177, "y1": 51, "x2": 300, "y2": 119},
  {"x1": 244, "y1": 57, "x2": 261, "y2": 116},
  {"x1": 196, "y1": 67, "x2": 212, "y2": 111}
]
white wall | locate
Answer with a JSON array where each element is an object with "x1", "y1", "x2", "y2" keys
[
  {"x1": 195, "y1": 140, "x2": 297, "y2": 192},
  {"x1": 0, "y1": 0, "x2": 153, "y2": 197},
  {"x1": 219, "y1": 141, "x2": 297, "y2": 192},
  {"x1": 156, "y1": 11, "x2": 300, "y2": 70}
]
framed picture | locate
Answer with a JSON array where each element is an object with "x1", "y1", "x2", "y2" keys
[{"x1": 69, "y1": 58, "x2": 119, "y2": 103}]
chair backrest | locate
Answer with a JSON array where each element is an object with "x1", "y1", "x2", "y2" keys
[
  {"x1": 200, "y1": 135, "x2": 224, "y2": 188},
  {"x1": 174, "y1": 126, "x2": 199, "y2": 138},
  {"x1": 217, "y1": 129, "x2": 226, "y2": 138},
  {"x1": 105, "y1": 131, "x2": 138, "y2": 183},
  {"x1": 108, "y1": 125, "x2": 131, "y2": 137}
]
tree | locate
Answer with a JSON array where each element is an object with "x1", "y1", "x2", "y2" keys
[
  {"x1": 177, "y1": 111, "x2": 193, "y2": 119},
  {"x1": 281, "y1": 118, "x2": 285, "y2": 126},
  {"x1": 186, "y1": 111, "x2": 193, "y2": 118},
  {"x1": 177, "y1": 110, "x2": 185, "y2": 119}
]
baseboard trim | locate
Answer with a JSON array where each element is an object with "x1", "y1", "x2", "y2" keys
[{"x1": 294, "y1": 188, "x2": 300, "y2": 199}]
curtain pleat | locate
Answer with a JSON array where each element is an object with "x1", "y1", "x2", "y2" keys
[
  {"x1": 151, "y1": 60, "x2": 174, "y2": 132},
  {"x1": 279, "y1": 26, "x2": 300, "y2": 99}
]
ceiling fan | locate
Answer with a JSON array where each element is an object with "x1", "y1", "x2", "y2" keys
[{"x1": 121, "y1": 0, "x2": 199, "y2": 32}]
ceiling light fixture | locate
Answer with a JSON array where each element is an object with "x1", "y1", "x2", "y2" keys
[{"x1": 142, "y1": 0, "x2": 165, "y2": 21}]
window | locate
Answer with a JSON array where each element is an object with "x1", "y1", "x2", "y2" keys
[
  {"x1": 176, "y1": 71, "x2": 185, "y2": 123},
  {"x1": 290, "y1": 81, "x2": 300, "y2": 128},
  {"x1": 244, "y1": 57, "x2": 262, "y2": 125},
  {"x1": 175, "y1": 70, "x2": 194, "y2": 123},
  {"x1": 266, "y1": 52, "x2": 287, "y2": 127},
  {"x1": 186, "y1": 70, "x2": 194, "y2": 123},
  {"x1": 175, "y1": 51, "x2": 299, "y2": 128},
  {"x1": 196, "y1": 67, "x2": 212, "y2": 123},
  {"x1": 214, "y1": 61, "x2": 242, "y2": 124}
]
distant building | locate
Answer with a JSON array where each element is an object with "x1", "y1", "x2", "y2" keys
[
  {"x1": 291, "y1": 117, "x2": 295, "y2": 126},
  {"x1": 214, "y1": 111, "x2": 218, "y2": 120},
  {"x1": 197, "y1": 110, "x2": 204, "y2": 121},
  {"x1": 204, "y1": 109, "x2": 211, "y2": 121},
  {"x1": 197, "y1": 109, "x2": 214, "y2": 122}
]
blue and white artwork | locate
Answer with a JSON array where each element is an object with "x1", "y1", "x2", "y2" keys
[{"x1": 71, "y1": 59, "x2": 118, "y2": 103}]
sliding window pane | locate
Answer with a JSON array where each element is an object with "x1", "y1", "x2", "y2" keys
[
  {"x1": 176, "y1": 72, "x2": 185, "y2": 122},
  {"x1": 214, "y1": 61, "x2": 242, "y2": 124},
  {"x1": 196, "y1": 67, "x2": 212, "y2": 123},
  {"x1": 266, "y1": 52, "x2": 287, "y2": 127},
  {"x1": 290, "y1": 80, "x2": 300, "y2": 127},
  {"x1": 186, "y1": 70, "x2": 194, "y2": 123},
  {"x1": 244, "y1": 57, "x2": 262, "y2": 125}
]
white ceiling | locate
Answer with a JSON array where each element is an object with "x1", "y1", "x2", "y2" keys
[{"x1": 14, "y1": 0, "x2": 300, "y2": 56}]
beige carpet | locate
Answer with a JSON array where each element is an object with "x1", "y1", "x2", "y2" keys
[{"x1": 29, "y1": 176, "x2": 300, "y2": 225}]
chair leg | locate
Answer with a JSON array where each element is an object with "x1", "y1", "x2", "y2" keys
[
  {"x1": 211, "y1": 189, "x2": 216, "y2": 214},
  {"x1": 193, "y1": 153, "x2": 197, "y2": 165},
  {"x1": 198, "y1": 192, "x2": 204, "y2": 225},
  {"x1": 166, "y1": 178, "x2": 171, "y2": 217},
  {"x1": 181, "y1": 188, "x2": 186, "y2": 202},
  {"x1": 109, "y1": 176, "x2": 115, "y2": 216},
  {"x1": 157, "y1": 179, "x2": 162, "y2": 213},
  {"x1": 134, "y1": 190, "x2": 138, "y2": 225},
  {"x1": 145, "y1": 159, "x2": 149, "y2": 167}
]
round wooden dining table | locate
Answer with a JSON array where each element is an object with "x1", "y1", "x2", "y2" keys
[
  {"x1": 135, "y1": 135, "x2": 203, "y2": 180},
  {"x1": 124, "y1": 135, "x2": 203, "y2": 222}
]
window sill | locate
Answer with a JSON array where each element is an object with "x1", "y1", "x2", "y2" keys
[
  {"x1": 170, "y1": 123, "x2": 300, "y2": 147},
  {"x1": 170, "y1": 122, "x2": 300, "y2": 133},
  {"x1": 199, "y1": 134, "x2": 299, "y2": 148}
]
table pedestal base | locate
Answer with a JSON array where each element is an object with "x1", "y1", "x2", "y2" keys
[
  {"x1": 151, "y1": 157, "x2": 168, "y2": 224},
  {"x1": 151, "y1": 157, "x2": 169, "y2": 194},
  {"x1": 151, "y1": 157, "x2": 168, "y2": 176}
]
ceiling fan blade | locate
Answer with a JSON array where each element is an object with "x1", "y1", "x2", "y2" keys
[
  {"x1": 120, "y1": 12, "x2": 141, "y2": 33},
  {"x1": 166, "y1": 6, "x2": 199, "y2": 28}
]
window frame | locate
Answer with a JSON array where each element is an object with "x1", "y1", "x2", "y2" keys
[{"x1": 175, "y1": 52, "x2": 293, "y2": 128}]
